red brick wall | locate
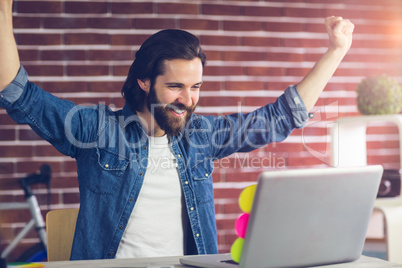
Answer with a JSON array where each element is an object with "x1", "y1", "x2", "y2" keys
[{"x1": 1, "y1": 0, "x2": 401, "y2": 261}]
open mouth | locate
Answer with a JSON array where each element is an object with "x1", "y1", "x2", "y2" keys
[{"x1": 170, "y1": 107, "x2": 186, "y2": 117}]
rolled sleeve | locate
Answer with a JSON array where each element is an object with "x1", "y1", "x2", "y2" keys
[
  {"x1": 284, "y1": 84, "x2": 309, "y2": 128},
  {"x1": 0, "y1": 66, "x2": 28, "y2": 108}
]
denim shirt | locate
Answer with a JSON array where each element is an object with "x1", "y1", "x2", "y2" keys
[{"x1": 0, "y1": 66, "x2": 308, "y2": 260}]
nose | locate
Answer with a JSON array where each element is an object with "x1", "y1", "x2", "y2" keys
[{"x1": 178, "y1": 88, "x2": 193, "y2": 107}]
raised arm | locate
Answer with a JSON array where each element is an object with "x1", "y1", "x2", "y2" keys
[
  {"x1": 0, "y1": 0, "x2": 20, "y2": 91},
  {"x1": 297, "y1": 16, "x2": 354, "y2": 111}
]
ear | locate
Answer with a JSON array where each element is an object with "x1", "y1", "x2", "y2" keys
[{"x1": 137, "y1": 79, "x2": 151, "y2": 93}]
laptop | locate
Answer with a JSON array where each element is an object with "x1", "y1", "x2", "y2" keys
[{"x1": 180, "y1": 165, "x2": 383, "y2": 268}]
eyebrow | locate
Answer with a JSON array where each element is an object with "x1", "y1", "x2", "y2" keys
[{"x1": 165, "y1": 82, "x2": 203, "y2": 87}]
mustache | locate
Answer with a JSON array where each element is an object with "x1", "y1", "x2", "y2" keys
[{"x1": 165, "y1": 102, "x2": 195, "y2": 113}]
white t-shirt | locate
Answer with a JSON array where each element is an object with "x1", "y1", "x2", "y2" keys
[{"x1": 115, "y1": 135, "x2": 184, "y2": 258}]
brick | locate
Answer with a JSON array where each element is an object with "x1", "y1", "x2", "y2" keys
[
  {"x1": 265, "y1": 22, "x2": 304, "y2": 32},
  {"x1": 287, "y1": 67, "x2": 310, "y2": 77},
  {"x1": 110, "y1": 34, "x2": 149, "y2": 46},
  {"x1": 16, "y1": 1, "x2": 62, "y2": 13},
  {"x1": 222, "y1": 202, "x2": 243, "y2": 214},
  {"x1": 19, "y1": 49, "x2": 40, "y2": 61},
  {"x1": 41, "y1": 50, "x2": 86, "y2": 61},
  {"x1": 243, "y1": 6, "x2": 283, "y2": 17},
  {"x1": 266, "y1": 52, "x2": 304, "y2": 62},
  {"x1": 285, "y1": 8, "x2": 325, "y2": 18},
  {"x1": 63, "y1": 160, "x2": 77, "y2": 172},
  {"x1": 0, "y1": 145, "x2": 33, "y2": 158},
  {"x1": 64, "y1": 33, "x2": 109, "y2": 45},
  {"x1": 112, "y1": 65, "x2": 130, "y2": 76},
  {"x1": 244, "y1": 96, "x2": 277, "y2": 107},
  {"x1": 200, "y1": 35, "x2": 241, "y2": 46},
  {"x1": 66, "y1": 64, "x2": 109, "y2": 76},
  {"x1": 23, "y1": 64, "x2": 64, "y2": 77},
  {"x1": 111, "y1": 2, "x2": 153, "y2": 14},
  {"x1": 88, "y1": 49, "x2": 133, "y2": 61},
  {"x1": 44, "y1": 17, "x2": 87, "y2": 29},
  {"x1": 50, "y1": 176, "x2": 79, "y2": 189},
  {"x1": 19, "y1": 129, "x2": 41, "y2": 141},
  {"x1": 63, "y1": 192, "x2": 80, "y2": 204},
  {"x1": 202, "y1": 4, "x2": 243, "y2": 16},
  {"x1": 65, "y1": 1, "x2": 108, "y2": 14},
  {"x1": 0, "y1": 210, "x2": 31, "y2": 224},
  {"x1": 284, "y1": 38, "x2": 324, "y2": 48},
  {"x1": 243, "y1": 36, "x2": 281, "y2": 47},
  {"x1": 135, "y1": 18, "x2": 177, "y2": 29},
  {"x1": 16, "y1": 33, "x2": 62, "y2": 46},
  {"x1": 0, "y1": 162, "x2": 15, "y2": 174},
  {"x1": 0, "y1": 129, "x2": 16, "y2": 141},
  {"x1": 223, "y1": 20, "x2": 264, "y2": 31},
  {"x1": 35, "y1": 192, "x2": 59, "y2": 206},
  {"x1": 13, "y1": 16, "x2": 41, "y2": 28},
  {"x1": 42, "y1": 81, "x2": 88, "y2": 93},
  {"x1": 180, "y1": 19, "x2": 219, "y2": 31},
  {"x1": 203, "y1": 66, "x2": 243, "y2": 76},
  {"x1": 158, "y1": 3, "x2": 199, "y2": 15},
  {"x1": 366, "y1": 125, "x2": 399, "y2": 135},
  {"x1": 225, "y1": 81, "x2": 265, "y2": 91},
  {"x1": 35, "y1": 144, "x2": 65, "y2": 157},
  {"x1": 203, "y1": 50, "x2": 221, "y2": 61},
  {"x1": 88, "y1": 81, "x2": 125, "y2": 92},
  {"x1": 247, "y1": 66, "x2": 286, "y2": 76},
  {"x1": 287, "y1": 155, "x2": 328, "y2": 167},
  {"x1": 214, "y1": 188, "x2": 241, "y2": 199},
  {"x1": 216, "y1": 218, "x2": 236, "y2": 231},
  {"x1": 198, "y1": 96, "x2": 242, "y2": 107},
  {"x1": 0, "y1": 114, "x2": 17, "y2": 125},
  {"x1": 88, "y1": 18, "x2": 132, "y2": 29},
  {"x1": 200, "y1": 81, "x2": 222, "y2": 91},
  {"x1": 367, "y1": 154, "x2": 400, "y2": 165},
  {"x1": 16, "y1": 161, "x2": 62, "y2": 174}
]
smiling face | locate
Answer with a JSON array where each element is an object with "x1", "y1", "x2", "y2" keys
[{"x1": 138, "y1": 58, "x2": 203, "y2": 137}]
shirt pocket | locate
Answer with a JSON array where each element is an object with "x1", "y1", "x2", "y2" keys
[
  {"x1": 191, "y1": 160, "x2": 214, "y2": 205},
  {"x1": 86, "y1": 147, "x2": 129, "y2": 195}
]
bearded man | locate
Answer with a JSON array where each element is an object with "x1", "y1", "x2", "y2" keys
[{"x1": 0, "y1": 0, "x2": 354, "y2": 260}]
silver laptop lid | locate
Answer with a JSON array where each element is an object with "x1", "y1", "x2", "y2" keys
[{"x1": 240, "y1": 165, "x2": 383, "y2": 268}]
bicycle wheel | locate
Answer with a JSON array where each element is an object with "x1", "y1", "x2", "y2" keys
[{"x1": 16, "y1": 243, "x2": 47, "y2": 262}]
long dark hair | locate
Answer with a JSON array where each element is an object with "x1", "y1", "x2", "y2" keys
[{"x1": 121, "y1": 29, "x2": 207, "y2": 112}]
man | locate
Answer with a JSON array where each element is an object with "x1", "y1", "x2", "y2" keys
[{"x1": 0, "y1": 0, "x2": 354, "y2": 261}]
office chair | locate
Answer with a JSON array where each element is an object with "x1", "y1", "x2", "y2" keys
[{"x1": 46, "y1": 208, "x2": 79, "y2": 261}]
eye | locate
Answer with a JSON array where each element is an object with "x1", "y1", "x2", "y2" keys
[
  {"x1": 168, "y1": 85, "x2": 181, "y2": 91},
  {"x1": 192, "y1": 85, "x2": 202, "y2": 91}
]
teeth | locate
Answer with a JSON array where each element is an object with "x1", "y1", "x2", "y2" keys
[{"x1": 173, "y1": 109, "x2": 185, "y2": 114}]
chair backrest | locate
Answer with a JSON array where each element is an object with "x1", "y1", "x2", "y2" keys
[{"x1": 46, "y1": 208, "x2": 79, "y2": 261}]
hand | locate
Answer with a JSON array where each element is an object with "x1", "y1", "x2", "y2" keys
[{"x1": 325, "y1": 16, "x2": 354, "y2": 53}]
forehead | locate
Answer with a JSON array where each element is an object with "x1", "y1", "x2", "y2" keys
[{"x1": 158, "y1": 58, "x2": 203, "y2": 84}]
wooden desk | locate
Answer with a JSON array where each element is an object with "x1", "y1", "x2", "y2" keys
[{"x1": 38, "y1": 255, "x2": 402, "y2": 268}]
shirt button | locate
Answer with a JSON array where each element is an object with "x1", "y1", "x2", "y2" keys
[
  {"x1": 196, "y1": 233, "x2": 200, "y2": 237},
  {"x1": 119, "y1": 225, "x2": 124, "y2": 230},
  {"x1": 177, "y1": 154, "x2": 181, "y2": 158},
  {"x1": 190, "y1": 207, "x2": 194, "y2": 211},
  {"x1": 185, "y1": 181, "x2": 189, "y2": 185},
  {"x1": 139, "y1": 172, "x2": 143, "y2": 176},
  {"x1": 205, "y1": 173, "x2": 208, "y2": 177},
  {"x1": 109, "y1": 251, "x2": 115, "y2": 256},
  {"x1": 143, "y1": 145, "x2": 147, "y2": 149},
  {"x1": 129, "y1": 197, "x2": 134, "y2": 202},
  {"x1": 104, "y1": 164, "x2": 109, "y2": 168}
]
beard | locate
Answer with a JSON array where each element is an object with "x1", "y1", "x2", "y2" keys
[{"x1": 146, "y1": 86, "x2": 196, "y2": 137}]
